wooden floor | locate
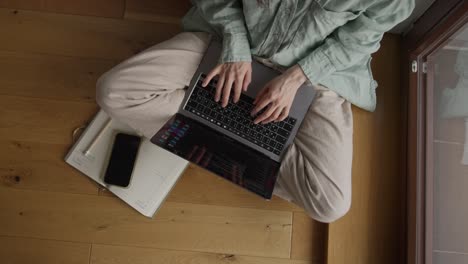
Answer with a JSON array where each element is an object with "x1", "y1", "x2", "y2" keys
[{"x1": 0, "y1": 1, "x2": 404, "y2": 264}]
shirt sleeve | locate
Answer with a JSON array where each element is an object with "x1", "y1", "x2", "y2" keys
[
  {"x1": 191, "y1": 0, "x2": 252, "y2": 63},
  {"x1": 297, "y1": 0, "x2": 415, "y2": 85}
]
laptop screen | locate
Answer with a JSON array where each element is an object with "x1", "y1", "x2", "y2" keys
[{"x1": 151, "y1": 113, "x2": 280, "y2": 199}]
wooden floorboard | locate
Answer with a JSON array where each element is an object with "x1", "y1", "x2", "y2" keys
[
  {"x1": 91, "y1": 244, "x2": 314, "y2": 264},
  {"x1": 0, "y1": 50, "x2": 115, "y2": 102},
  {"x1": 0, "y1": 95, "x2": 98, "y2": 145},
  {"x1": 291, "y1": 212, "x2": 326, "y2": 262},
  {"x1": 0, "y1": 139, "x2": 99, "y2": 195},
  {"x1": 0, "y1": 187, "x2": 293, "y2": 259},
  {"x1": 124, "y1": 0, "x2": 191, "y2": 24},
  {"x1": 0, "y1": 236, "x2": 91, "y2": 264},
  {"x1": 0, "y1": 8, "x2": 181, "y2": 60},
  {"x1": 0, "y1": 0, "x2": 125, "y2": 18}
]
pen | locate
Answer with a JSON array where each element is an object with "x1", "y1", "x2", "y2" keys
[{"x1": 83, "y1": 118, "x2": 112, "y2": 156}]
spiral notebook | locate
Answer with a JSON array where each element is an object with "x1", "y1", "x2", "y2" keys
[{"x1": 65, "y1": 110, "x2": 189, "y2": 217}]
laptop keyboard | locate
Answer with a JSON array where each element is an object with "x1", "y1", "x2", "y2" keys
[{"x1": 183, "y1": 74, "x2": 297, "y2": 155}]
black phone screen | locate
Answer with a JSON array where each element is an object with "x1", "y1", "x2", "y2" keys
[{"x1": 104, "y1": 133, "x2": 141, "y2": 187}]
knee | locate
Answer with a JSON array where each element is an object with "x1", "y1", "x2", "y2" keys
[
  {"x1": 304, "y1": 155, "x2": 352, "y2": 223},
  {"x1": 306, "y1": 192, "x2": 351, "y2": 223},
  {"x1": 298, "y1": 172, "x2": 351, "y2": 223},
  {"x1": 95, "y1": 70, "x2": 121, "y2": 112},
  {"x1": 292, "y1": 165, "x2": 352, "y2": 223}
]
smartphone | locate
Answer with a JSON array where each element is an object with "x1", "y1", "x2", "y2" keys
[{"x1": 104, "y1": 133, "x2": 141, "y2": 187}]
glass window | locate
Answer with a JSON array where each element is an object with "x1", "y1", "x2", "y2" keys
[{"x1": 430, "y1": 22, "x2": 468, "y2": 264}]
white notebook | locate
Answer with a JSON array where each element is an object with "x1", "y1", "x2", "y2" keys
[{"x1": 65, "y1": 110, "x2": 189, "y2": 217}]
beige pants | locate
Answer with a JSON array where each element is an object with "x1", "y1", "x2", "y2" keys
[{"x1": 96, "y1": 32, "x2": 353, "y2": 223}]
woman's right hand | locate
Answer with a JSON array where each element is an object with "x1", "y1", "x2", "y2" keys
[{"x1": 202, "y1": 62, "x2": 252, "y2": 107}]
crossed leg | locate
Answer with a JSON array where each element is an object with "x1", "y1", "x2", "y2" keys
[{"x1": 96, "y1": 32, "x2": 353, "y2": 223}]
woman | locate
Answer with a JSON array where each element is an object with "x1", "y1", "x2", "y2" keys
[{"x1": 96, "y1": 0, "x2": 415, "y2": 223}]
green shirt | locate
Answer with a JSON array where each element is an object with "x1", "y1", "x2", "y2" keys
[{"x1": 182, "y1": 0, "x2": 415, "y2": 111}]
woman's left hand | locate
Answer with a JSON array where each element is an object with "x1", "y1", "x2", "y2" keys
[{"x1": 251, "y1": 64, "x2": 308, "y2": 124}]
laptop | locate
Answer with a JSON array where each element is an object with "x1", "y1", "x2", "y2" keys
[{"x1": 150, "y1": 40, "x2": 315, "y2": 199}]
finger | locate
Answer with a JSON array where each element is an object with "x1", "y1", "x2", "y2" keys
[
  {"x1": 215, "y1": 74, "x2": 225, "y2": 102},
  {"x1": 278, "y1": 105, "x2": 290, "y2": 121},
  {"x1": 203, "y1": 66, "x2": 220, "y2": 87},
  {"x1": 233, "y1": 75, "x2": 243, "y2": 103},
  {"x1": 243, "y1": 69, "x2": 252, "y2": 92},
  {"x1": 222, "y1": 76, "x2": 234, "y2": 107},
  {"x1": 263, "y1": 107, "x2": 283, "y2": 124},
  {"x1": 253, "y1": 86, "x2": 268, "y2": 105},
  {"x1": 254, "y1": 103, "x2": 276, "y2": 124},
  {"x1": 251, "y1": 95, "x2": 272, "y2": 116}
]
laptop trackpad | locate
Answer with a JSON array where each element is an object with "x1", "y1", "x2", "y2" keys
[{"x1": 150, "y1": 113, "x2": 280, "y2": 199}]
